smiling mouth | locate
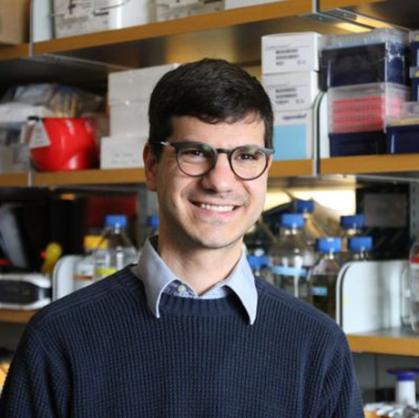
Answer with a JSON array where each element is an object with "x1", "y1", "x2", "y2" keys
[{"x1": 193, "y1": 202, "x2": 238, "y2": 213}]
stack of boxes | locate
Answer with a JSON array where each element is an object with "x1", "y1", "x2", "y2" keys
[
  {"x1": 261, "y1": 32, "x2": 321, "y2": 161},
  {"x1": 101, "y1": 64, "x2": 179, "y2": 169},
  {"x1": 320, "y1": 29, "x2": 409, "y2": 157},
  {"x1": 385, "y1": 31, "x2": 419, "y2": 154}
]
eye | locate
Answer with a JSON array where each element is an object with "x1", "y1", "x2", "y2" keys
[
  {"x1": 179, "y1": 147, "x2": 209, "y2": 163},
  {"x1": 234, "y1": 148, "x2": 264, "y2": 162}
]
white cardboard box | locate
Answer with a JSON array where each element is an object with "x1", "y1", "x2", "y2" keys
[
  {"x1": 100, "y1": 136, "x2": 147, "y2": 169},
  {"x1": 110, "y1": 100, "x2": 149, "y2": 137},
  {"x1": 262, "y1": 32, "x2": 321, "y2": 74},
  {"x1": 263, "y1": 71, "x2": 319, "y2": 112},
  {"x1": 108, "y1": 63, "x2": 180, "y2": 104},
  {"x1": 272, "y1": 110, "x2": 313, "y2": 161}
]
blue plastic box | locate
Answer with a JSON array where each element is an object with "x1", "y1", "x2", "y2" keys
[
  {"x1": 320, "y1": 29, "x2": 408, "y2": 91},
  {"x1": 386, "y1": 124, "x2": 419, "y2": 154},
  {"x1": 329, "y1": 131, "x2": 387, "y2": 157}
]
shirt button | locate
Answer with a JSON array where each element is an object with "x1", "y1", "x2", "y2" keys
[{"x1": 177, "y1": 285, "x2": 187, "y2": 294}]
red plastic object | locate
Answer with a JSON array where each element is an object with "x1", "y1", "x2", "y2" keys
[{"x1": 31, "y1": 118, "x2": 98, "y2": 172}]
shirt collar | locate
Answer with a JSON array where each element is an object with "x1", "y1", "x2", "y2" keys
[{"x1": 132, "y1": 238, "x2": 258, "y2": 325}]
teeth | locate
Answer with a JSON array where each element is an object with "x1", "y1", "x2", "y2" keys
[{"x1": 199, "y1": 203, "x2": 235, "y2": 212}]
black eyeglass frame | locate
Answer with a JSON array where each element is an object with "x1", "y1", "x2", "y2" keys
[{"x1": 159, "y1": 140, "x2": 274, "y2": 181}]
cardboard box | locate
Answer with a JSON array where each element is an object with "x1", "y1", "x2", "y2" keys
[
  {"x1": 100, "y1": 136, "x2": 147, "y2": 169},
  {"x1": 110, "y1": 101, "x2": 149, "y2": 137},
  {"x1": 263, "y1": 71, "x2": 319, "y2": 112},
  {"x1": 0, "y1": 0, "x2": 29, "y2": 45},
  {"x1": 262, "y1": 32, "x2": 321, "y2": 74},
  {"x1": 108, "y1": 64, "x2": 180, "y2": 104},
  {"x1": 272, "y1": 110, "x2": 313, "y2": 161}
]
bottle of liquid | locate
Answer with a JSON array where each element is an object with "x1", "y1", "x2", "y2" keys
[
  {"x1": 247, "y1": 249, "x2": 270, "y2": 283},
  {"x1": 340, "y1": 214, "x2": 365, "y2": 254},
  {"x1": 310, "y1": 237, "x2": 342, "y2": 319},
  {"x1": 407, "y1": 240, "x2": 419, "y2": 332},
  {"x1": 268, "y1": 213, "x2": 314, "y2": 302},
  {"x1": 93, "y1": 214, "x2": 138, "y2": 281},
  {"x1": 347, "y1": 236, "x2": 373, "y2": 261},
  {"x1": 146, "y1": 215, "x2": 160, "y2": 238},
  {"x1": 74, "y1": 235, "x2": 106, "y2": 291},
  {"x1": 387, "y1": 369, "x2": 419, "y2": 407}
]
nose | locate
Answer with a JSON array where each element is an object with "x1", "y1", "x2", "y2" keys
[{"x1": 199, "y1": 152, "x2": 237, "y2": 192}]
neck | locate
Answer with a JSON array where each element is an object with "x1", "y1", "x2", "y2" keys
[{"x1": 157, "y1": 237, "x2": 243, "y2": 295}]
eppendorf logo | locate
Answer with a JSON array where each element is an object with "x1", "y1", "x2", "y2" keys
[{"x1": 281, "y1": 113, "x2": 308, "y2": 122}]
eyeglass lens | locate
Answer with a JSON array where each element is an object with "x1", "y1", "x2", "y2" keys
[{"x1": 176, "y1": 143, "x2": 269, "y2": 180}]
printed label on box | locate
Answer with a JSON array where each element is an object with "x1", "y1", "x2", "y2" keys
[{"x1": 28, "y1": 121, "x2": 51, "y2": 149}]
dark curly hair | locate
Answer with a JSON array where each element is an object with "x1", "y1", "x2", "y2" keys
[{"x1": 148, "y1": 58, "x2": 273, "y2": 158}]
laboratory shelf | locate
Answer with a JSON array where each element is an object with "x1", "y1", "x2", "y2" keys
[
  {"x1": 34, "y1": 0, "x2": 311, "y2": 55},
  {"x1": 0, "y1": 309, "x2": 37, "y2": 324},
  {"x1": 320, "y1": 0, "x2": 384, "y2": 10},
  {"x1": 0, "y1": 44, "x2": 29, "y2": 62},
  {"x1": 320, "y1": 154, "x2": 419, "y2": 175},
  {"x1": 32, "y1": 168, "x2": 147, "y2": 187},
  {"x1": 348, "y1": 327, "x2": 419, "y2": 357},
  {"x1": 0, "y1": 161, "x2": 315, "y2": 188},
  {"x1": 0, "y1": 172, "x2": 28, "y2": 187}
]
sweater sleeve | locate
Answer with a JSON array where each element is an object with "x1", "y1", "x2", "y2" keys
[
  {"x1": 0, "y1": 325, "x2": 70, "y2": 418},
  {"x1": 316, "y1": 331, "x2": 365, "y2": 418}
]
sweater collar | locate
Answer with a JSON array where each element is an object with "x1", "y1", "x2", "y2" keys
[{"x1": 131, "y1": 238, "x2": 258, "y2": 325}]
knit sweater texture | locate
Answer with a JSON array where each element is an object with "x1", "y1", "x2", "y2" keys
[{"x1": 0, "y1": 267, "x2": 363, "y2": 417}]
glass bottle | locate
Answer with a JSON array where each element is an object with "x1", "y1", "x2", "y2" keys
[
  {"x1": 310, "y1": 237, "x2": 342, "y2": 319},
  {"x1": 347, "y1": 235, "x2": 373, "y2": 261},
  {"x1": 268, "y1": 213, "x2": 314, "y2": 302},
  {"x1": 74, "y1": 235, "x2": 106, "y2": 291},
  {"x1": 340, "y1": 214, "x2": 365, "y2": 254},
  {"x1": 93, "y1": 214, "x2": 138, "y2": 281},
  {"x1": 247, "y1": 249, "x2": 271, "y2": 284}
]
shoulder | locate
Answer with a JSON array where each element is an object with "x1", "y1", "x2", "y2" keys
[
  {"x1": 255, "y1": 278, "x2": 345, "y2": 344},
  {"x1": 29, "y1": 267, "x2": 144, "y2": 333}
]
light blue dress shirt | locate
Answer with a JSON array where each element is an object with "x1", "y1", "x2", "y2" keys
[{"x1": 131, "y1": 237, "x2": 258, "y2": 324}]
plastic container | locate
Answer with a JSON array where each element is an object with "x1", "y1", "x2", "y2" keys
[
  {"x1": 247, "y1": 252, "x2": 271, "y2": 283},
  {"x1": 310, "y1": 237, "x2": 342, "y2": 319},
  {"x1": 329, "y1": 131, "x2": 387, "y2": 157},
  {"x1": 74, "y1": 235, "x2": 106, "y2": 291},
  {"x1": 53, "y1": 0, "x2": 153, "y2": 39},
  {"x1": 268, "y1": 213, "x2": 315, "y2": 302},
  {"x1": 328, "y1": 83, "x2": 408, "y2": 134},
  {"x1": 387, "y1": 369, "x2": 419, "y2": 407},
  {"x1": 29, "y1": 117, "x2": 98, "y2": 171},
  {"x1": 320, "y1": 29, "x2": 408, "y2": 90},
  {"x1": 348, "y1": 236, "x2": 373, "y2": 261},
  {"x1": 386, "y1": 101, "x2": 419, "y2": 154},
  {"x1": 410, "y1": 30, "x2": 419, "y2": 67},
  {"x1": 93, "y1": 215, "x2": 138, "y2": 280},
  {"x1": 410, "y1": 67, "x2": 419, "y2": 101},
  {"x1": 408, "y1": 240, "x2": 419, "y2": 333}
]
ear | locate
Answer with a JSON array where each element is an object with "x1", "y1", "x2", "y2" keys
[{"x1": 143, "y1": 142, "x2": 158, "y2": 191}]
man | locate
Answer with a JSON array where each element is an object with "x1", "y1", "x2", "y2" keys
[{"x1": 0, "y1": 59, "x2": 364, "y2": 417}]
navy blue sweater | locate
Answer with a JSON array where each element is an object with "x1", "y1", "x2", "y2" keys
[{"x1": 0, "y1": 267, "x2": 363, "y2": 417}]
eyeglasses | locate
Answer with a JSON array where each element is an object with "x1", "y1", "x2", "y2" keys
[{"x1": 159, "y1": 140, "x2": 274, "y2": 181}]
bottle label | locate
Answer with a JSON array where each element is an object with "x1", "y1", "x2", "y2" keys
[
  {"x1": 95, "y1": 266, "x2": 117, "y2": 278},
  {"x1": 312, "y1": 286, "x2": 328, "y2": 297},
  {"x1": 270, "y1": 265, "x2": 307, "y2": 277}
]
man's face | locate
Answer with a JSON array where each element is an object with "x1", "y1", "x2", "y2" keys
[{"x1": 144, "y1": 115, "x2": 271, "y2": 252}]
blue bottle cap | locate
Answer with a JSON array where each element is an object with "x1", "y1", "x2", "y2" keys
[
  {"x1": 105, "y1": 214, "x2": 127, "y2": 228},
  {"x1": 387, "y1": 369, "x2": 419, "y2": 381},
  {"x1": 295, "y1": 199, "x2": 315, "y2": 214},
  {"x1": 340, "y1": 215, "x2": 365, "y2": 229},
  {"x1": 281, "y1": 213, "x2": 304, "y2": 229},
  {"x1": 147, "y1": 215, "x2": 160, "y2": 229},
  {"x1": 316, "y1": 237, "x2": 342, "y2": 253},
  {"x1": 247, "y1": 255, "x2": 270, "y2": 270},
  {"x1": 348, "y1": 236, "x2": 373, "y2": 252}
]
